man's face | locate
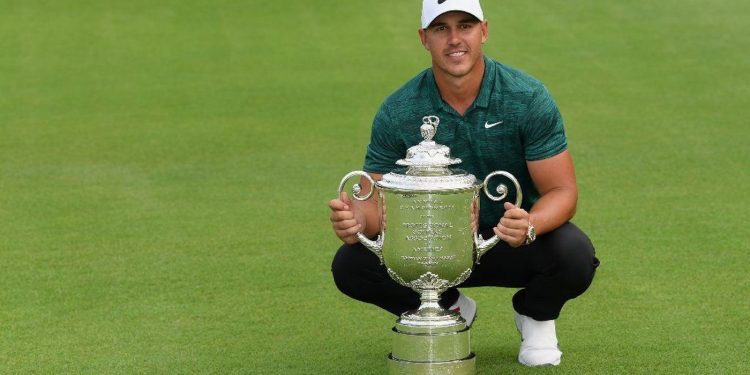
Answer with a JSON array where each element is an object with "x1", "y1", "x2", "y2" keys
[{"x1": 419, "y1": 11, "x2": 488, "y2": 79}]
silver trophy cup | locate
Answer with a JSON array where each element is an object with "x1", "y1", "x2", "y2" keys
[{"x1": 338, "y1": 116, "x2": 522, "y2": 374}]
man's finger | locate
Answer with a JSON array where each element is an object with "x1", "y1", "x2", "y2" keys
[
  {"x1": 496, "y1": 223, "x2": 525, "y2": 244},
  {"x1": 497, "y1": 224, "x2": 524, "y2": 239},
  {"x1": 332, "y1": 218, "x2": 359, "y2": 230},
  {"x1": 330, "y1": 209, "x2": 355, "y2": 222},
  {"x1": 340, "y1": 191, "x2": 352, "y2": 206},
  {"x1": 336, "y1": 224, "x2": 362, "y2": 237},
  {"x1": 494, "y1": 227, "x2": 522, "y2": 248},
  {"x1": 503, "y1": 205, "x2": 527, "y2": 219},
  {"x1": 329, "y1": 198, "x2": 349, "y2": 211},
  {"x1": 500, "y1": 217, "x2": 527, "y2": 230}
]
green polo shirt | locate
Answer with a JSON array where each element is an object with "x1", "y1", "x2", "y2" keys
[{"x1": 363, "y1": 56, "x2": 567, "y2": 230}]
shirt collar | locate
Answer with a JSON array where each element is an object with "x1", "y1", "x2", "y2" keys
[
  {"x1": 474, "y1": 55, "x2": 495, "y2": 109},
  {"x1": 425, "y1": 55, "x2": 496, "y2": 114}
]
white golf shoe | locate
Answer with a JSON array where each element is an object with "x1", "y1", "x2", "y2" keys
[
  {"x1": 514, "y1": 312, "x2": 562, "y2": 367},
  {"x1": 449, "y1": 291, "x2": 477, "y2": 327}
]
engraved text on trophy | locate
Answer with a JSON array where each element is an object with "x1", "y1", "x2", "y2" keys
[{"x1": 397, "y1": 193, "x2": 464, "y2": 267}]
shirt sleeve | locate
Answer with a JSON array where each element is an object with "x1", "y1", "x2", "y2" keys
[
  {"x1": 522, "y1": 85, "x2": 568, "y2": 161},
  {"x1": 363, "y1": 103, "x2": 403, "y2": 173}
]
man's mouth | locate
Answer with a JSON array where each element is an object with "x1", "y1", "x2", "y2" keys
[{"x1": 447, "y1": 51, "x2": 466, "y2": 57}]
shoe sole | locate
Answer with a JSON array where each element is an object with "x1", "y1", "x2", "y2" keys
[{"x1": 518, "y1": 357, "x2": 561, "y2": 367}]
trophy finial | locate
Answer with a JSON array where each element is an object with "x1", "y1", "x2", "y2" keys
[
  {"x1": 420, "y1": 115, "x2": 439, "y2": 142},
  {"x1": 396, "y1": 115, "x2": 460, "y2": 169}
]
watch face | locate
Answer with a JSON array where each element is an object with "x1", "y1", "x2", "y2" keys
[{"x1": 527, "y1": 225, "x2": 536, "y2": 243}]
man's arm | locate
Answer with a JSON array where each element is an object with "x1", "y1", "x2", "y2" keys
[
  {"x1": 329, "y1": 173, "x2": 384, "y2": 244},
  {"x1": 494, "y1": 150, "x2": 577, "y2": 246},
  {"x1": 526, "y1": 150, "x2": 577, "y2": 234}
]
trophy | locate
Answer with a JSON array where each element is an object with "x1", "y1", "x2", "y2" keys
[{"x1": 338, "y1": 115, "x2": 522, "y2": 374}]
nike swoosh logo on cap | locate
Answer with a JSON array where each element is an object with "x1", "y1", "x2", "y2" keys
[{"x1": 484, "y1": 121, "x2": 504, "y2": 128}]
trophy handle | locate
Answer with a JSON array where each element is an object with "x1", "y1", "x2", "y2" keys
[
  {"x1": 474, "y1": 171, "x2": 523, "y2": 263},
  {"x1": 337, "y1": 171, "x2": 385, "y2": 264}
]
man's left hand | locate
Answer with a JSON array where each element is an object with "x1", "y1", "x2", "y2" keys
[{"x1": 493, "y1": 202, "x2": 529, "y2": 248}]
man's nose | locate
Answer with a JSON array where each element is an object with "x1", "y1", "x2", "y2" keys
[{"x1": 448, "y1": 28, "x2": 461, "y2": 44}]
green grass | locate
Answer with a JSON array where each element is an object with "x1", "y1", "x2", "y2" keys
[{"x1": 1, "y1": 0, "x2": 748, "y2": 373}]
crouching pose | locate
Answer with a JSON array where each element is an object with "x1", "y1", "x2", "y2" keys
[{"x1": 329, "y1": 0, "x2": 599, "y2": 367}]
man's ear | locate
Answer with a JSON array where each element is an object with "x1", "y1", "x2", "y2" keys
[
  {"x1": 418, "y1": 28, "x2": 429, "y2": 50},
  {"x1": 481, "y1": 20, "x2": 489, "y2": 44}
]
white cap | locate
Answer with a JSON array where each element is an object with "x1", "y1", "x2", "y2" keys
[{"x1": 421, "y1": 0, "x2": 484, "y2": 29}]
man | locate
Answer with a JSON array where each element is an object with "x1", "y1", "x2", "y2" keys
[{"x1": 329, "y1": 0, "x2": 599, "y2": 367}]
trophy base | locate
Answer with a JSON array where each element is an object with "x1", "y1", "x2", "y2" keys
[
  {"x1": 387, "y1": 353, "x2": 476, "y2": 375},
  {"x1": 388, "y1": 319, "x2": 475, "y2": 374}
]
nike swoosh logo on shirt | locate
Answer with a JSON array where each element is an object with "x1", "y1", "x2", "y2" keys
[{"x1": 484, "y1": 120, "x2": 504, "y2": 129}]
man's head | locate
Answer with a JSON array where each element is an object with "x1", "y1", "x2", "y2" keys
[
  {"x1": 419, "y1": 1, "x2": 488, "y2": 80},
  {"x1": 421, "y1": 0, "x2": 484, "y2": 29}
]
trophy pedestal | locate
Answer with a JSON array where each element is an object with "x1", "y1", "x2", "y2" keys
[{"x1": 388, "y1": 320, "x2": 476, "y2": 375}]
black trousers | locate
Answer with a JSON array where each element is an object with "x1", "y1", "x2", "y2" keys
[{"x1": 331, "y1": 222, "x2": 599, "y2": 321}]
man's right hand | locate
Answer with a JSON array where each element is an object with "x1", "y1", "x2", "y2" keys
[{"x1": 329, "y1": 191, "x2": 362, "y2": 244}]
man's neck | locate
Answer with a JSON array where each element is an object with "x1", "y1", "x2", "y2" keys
[{"x1": 433, "y1": 57, "x2": 486, "y2": 116}]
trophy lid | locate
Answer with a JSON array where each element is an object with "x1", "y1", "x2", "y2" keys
[
  {"x1": 395, "y1": 116, "x2": 461, "y2": 169},
  {"x1": 378, "y1": 116, "x2": 481, "y2": 192}
]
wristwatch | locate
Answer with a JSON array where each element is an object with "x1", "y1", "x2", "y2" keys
[{"x1": 524, "y1": 222, "x2": 537, "y2": 245}]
